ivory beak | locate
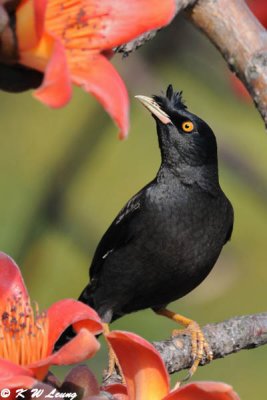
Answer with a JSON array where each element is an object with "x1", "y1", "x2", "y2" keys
[{"x1": 135, "y1": 95, "x2": 172, "y2": 125}]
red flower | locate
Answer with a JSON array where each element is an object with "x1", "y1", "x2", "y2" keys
[
  {"x1": 106, "y1": 331, "x2": 240, "y2": 400},
  {"x1": 249, "y1": 0, "x2": 267, "y2": 28},
  {"x1": 0, "y1": 252, "x2": 103, "y2": 389},
  {"x1": 15, "y1": 0, "x2": 176, "y2": 138}
]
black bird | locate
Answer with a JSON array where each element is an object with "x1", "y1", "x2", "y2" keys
[{"x1": 60, "y1": 85, "x2": 234, "y2": 376}]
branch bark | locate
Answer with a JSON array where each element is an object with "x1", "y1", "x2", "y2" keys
[
  {"x1": 117, "y1": 0, "x2": 267, "y2": 129},
  {"x1": 187, "y1": 0, "x2": 267, "y2": 128},
  {"x1": 104, "y1": 312, "x2": 267, "y2": 384}
]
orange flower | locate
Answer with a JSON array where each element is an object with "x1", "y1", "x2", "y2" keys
[
  {"x1": 106, "y1": 331, "x2": 240, "y2": 400},
  {"x1": 0, "y1": 252, "x2": 103, "y2": 389},
  {"x1": 15, "y1": 0, "x2": 176, "y2": 138}
]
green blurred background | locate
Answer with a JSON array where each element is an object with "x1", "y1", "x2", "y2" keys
[{"x1": 0, "y1": 14, "x2": 266, "y2": 399}]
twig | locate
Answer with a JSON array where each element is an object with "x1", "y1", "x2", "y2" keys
[{"x1": 104, "y1": 312, "x2": 267, "y2": 384}]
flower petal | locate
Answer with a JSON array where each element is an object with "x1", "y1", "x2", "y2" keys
[
  {"x1": 47, "y1": 327, "x2": 100, "y2": 364},
  {"x1": 33, "y1": 39, "x2": 72, "y2": 108},
  {"x1": 107, "y1": 331, "x2": 169, "y2": 400},
  {"x1": 29, "y1": 328, "x2": 100, "y2": 380},
  {"x1": 0, "y1": 358, "x2": 35, "y2": 388},
  {"x1": 46, "y1": 299, "x2": 102, "y2": 352},
  {"x1": 164, "y1": 381, "x2": 240, "y2": 400},
  {"x1": 0, "y1": 376, "x2": 36, "y2": 390},
  {"x1": 28, "y1": 382, "x2": 61, "y2": 400},
  {"x1": 0, "y1": 252, "x2": 28, "y2": 302},
  {"x1": 0, "y1": 358, "x2": 34, "y2": 380},
  {"x1": 249, "y1": 0, "x2": 267, "y2": 27},
  {"x1": 34, "y1": 0, "x2": 48, "y2": 43},
  {"x1": 103, "y1": 384, "x2": 128, "y2": 400},
  {"x1": 71, "y1": 54, "x2": 129, "y2": 138},
  {"x1": 16, "y1": 0, "x2": 47, "y2": 51},
  {"x1": 94, "y1": 0, "x2": 176, "y2": 49},
  {"x1": 61, "y1": 365, "x2": 100, "y2": 397},
  {"x1": 45, "y1": 0, "x2": 175, "y2": 52}
]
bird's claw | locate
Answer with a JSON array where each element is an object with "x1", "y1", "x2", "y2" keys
[
  {"x1": 172, "y1": 321, "x2": 213, "y2": 380},
  {"x1": 103, "y1": 343, "x2": 125, "y2": 384},
  {"x1": 103, "y1": 347, "x2": 117, "y2": 382}
]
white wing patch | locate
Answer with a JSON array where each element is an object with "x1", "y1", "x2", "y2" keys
[
  {"x1": 102, "y1": 249, "x2": 114, "y2": 259},
  {"x1": 115, "y1": 195, "x2": 141, "y2": 225}
]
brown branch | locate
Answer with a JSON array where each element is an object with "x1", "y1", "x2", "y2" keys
[
  {"x1": 104, "y1": 312, "x2": 267, "y2": 384},
  {"x1": 187, "y1": 0, "x2": 267, "y2": 128},
  {"x1": 154, "y1": 312, "x2": 267, "y2": 374},
  {"x1": 117, "y1": 0, "x2": 267, "y2": 128}
]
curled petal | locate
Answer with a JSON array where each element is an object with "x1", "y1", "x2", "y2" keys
[
  {"x1": 29, "y1": 328, "x2": 100, "y2": 380},
  {"x1": 34, "y1": 39, "x2": 72, "y2": 108},
  {"x1": 107, "y1": 331, "x2": 169, "y2": 400},
  {"x1": 0, "y1": 252, "x2": 28, "y2": 302},
  {"x1": 47, "y1": 328, "x2": 100, "y2": 364},
  {"x1": 164, "y1": 381, "x2": 240, "y2": 400},
  {"x1": 46, "y1": 299, "x2": 103, "y2": 352},
  {"x1": 71, "y1": 54, "x2": 129, "y2": 138}
]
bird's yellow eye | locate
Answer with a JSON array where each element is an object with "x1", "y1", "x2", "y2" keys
[{"x1": 181, "y1": 121, "x2": 194, "y2": 133}]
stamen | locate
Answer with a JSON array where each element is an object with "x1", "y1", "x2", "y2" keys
[{"x1": 0, "y1": 295, "x2": 49, "y2": 365}]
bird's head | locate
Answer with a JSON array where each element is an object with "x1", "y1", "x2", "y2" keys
[{"x1": 136, "y1": 85, "x2": 218, "y2": 172}]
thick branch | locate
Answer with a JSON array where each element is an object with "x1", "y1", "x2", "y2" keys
[
  {"x1": 154, "y1": 312, "x2": 267, "y2": 374},
  {"x1": 187, "y1": 0, "x2": 267, "y2": 127},
  {"x1": 117, "y1": 0, "x2": 267, "y2": 128},
  {"x1": 104, "y1": 312, "x2": 267, "y2": 384}
]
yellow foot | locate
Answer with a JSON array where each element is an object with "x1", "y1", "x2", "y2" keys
[
  {"x1": 155, "y1": 308, "x2": 213, "y2": 380},
  {"x1": 172, "y1": 321, "x2": 213, "y2": 380},
  {"x1": 103, "y1": 323, "x2": 125, "y2": 383}
]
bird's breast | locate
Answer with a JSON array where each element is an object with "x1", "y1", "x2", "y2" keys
[{"x1": 142, "y1": 183, "x2": 230, "y2": 272}]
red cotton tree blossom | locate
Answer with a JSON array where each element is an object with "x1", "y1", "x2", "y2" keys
[
  {"x1": 105, "y1": 331, "x2": 240, "y2": 400},
  {"x1": 15, "y1": 0, "x2": 176, "y2": 138},
  {"x1": 22, "y1": 330, "x2": 240, "y2": 400},
  {"x1": 0, "y1": 252, "x2": 103, "y2": 389}
]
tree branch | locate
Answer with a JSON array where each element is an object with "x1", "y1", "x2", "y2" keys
[
  {"x1": 187, "y1": 0, "x2": 267, "y2": 128},
  {"x1": 154, "y1": 312, "x2": 267, "y2": 374},
  {"x1": 117, "y1": 0, "x2": 267, "y2": 128},
  {"x1": 104, "y1": 312, "x2": 267, "y2": 384}
]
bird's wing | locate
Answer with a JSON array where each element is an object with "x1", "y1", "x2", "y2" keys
[{"x1": 89, "y1": 184, "x2": 151, "y2": 280}]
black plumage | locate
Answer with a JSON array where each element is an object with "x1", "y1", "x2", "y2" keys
[
  {"x1": 79, "y1": 85, "x2": 234, "y2": 325},
  {"x1": 56, "y1": 85, "x2": 233, "y2": 376}
]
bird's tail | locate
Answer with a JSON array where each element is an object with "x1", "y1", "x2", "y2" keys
[{"x1": 54, "y1": 284, "x2": 95, "y2": 351}]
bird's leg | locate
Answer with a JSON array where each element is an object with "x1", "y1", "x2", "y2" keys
[
  {"x1": 102, "y1": 323, "x2": 125, "y2": 383},
  {"x1": 154, "y1": 308, "x2": 213, "y2": 379}
]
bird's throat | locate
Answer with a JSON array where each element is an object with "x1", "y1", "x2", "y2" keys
[{"x1": 158, "y1": 162, "x2": 220, "y2": 197}]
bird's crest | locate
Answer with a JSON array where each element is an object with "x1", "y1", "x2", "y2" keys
[{"x1": 153, "y1": 84, "x2": 187, "y2": 113}]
